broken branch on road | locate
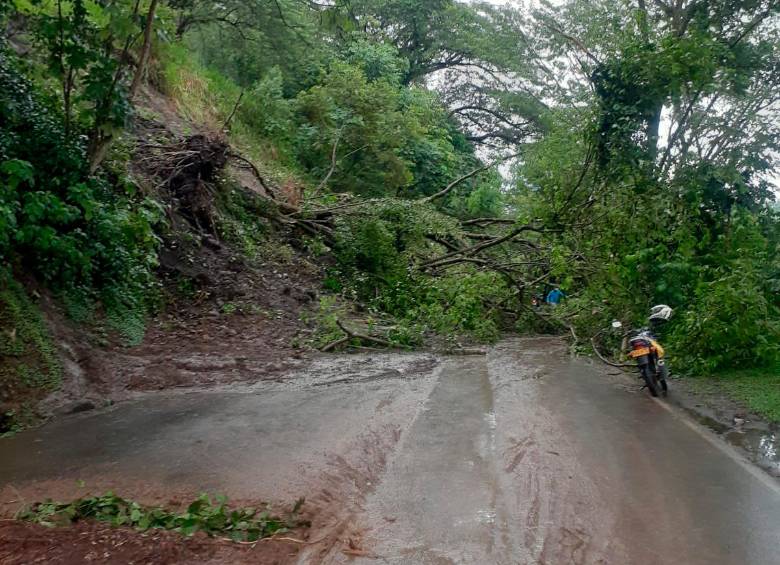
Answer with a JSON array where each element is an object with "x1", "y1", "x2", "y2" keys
[{"x1": 320, "y1": 319, "x2": 403, "y2": 352}]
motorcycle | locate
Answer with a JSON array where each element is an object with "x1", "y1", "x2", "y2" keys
[{"x1": 612, "y1": 306, "x2": 672, "y2": 398}]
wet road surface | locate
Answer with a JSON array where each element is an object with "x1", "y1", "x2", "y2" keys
[{"x1": 1, "y1": 339, "x2": 779, "y2": 564}]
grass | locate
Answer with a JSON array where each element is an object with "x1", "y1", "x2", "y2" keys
[
  {"x1": 713, "y1": 365, "x2": 780, "y2": 422},
  {"x1": 0, "y1": 274, "x2": 62, "y2": 392},
  {"x1": 157, "y1": 42, "x2": 305, "y2": 193},
  {"x1": 685, "y1": 364, "x2": 780, "y2": 423},
  {"x1": 62, "y1": 287, "x2": 152, "y2": 347},
  {"x1": 0, "y1": 273, "x2": 62, "y2": 433}
]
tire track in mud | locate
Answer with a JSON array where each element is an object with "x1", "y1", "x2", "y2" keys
[
  {"x1": 295, "y1": 361, "x2": 444, "y2": 564},
  {"x1": 321, "y1": 355, "x2": 522, "y2": 564},
  {"x1": 487, "y1": 339, "x2": 619, "y2": 565}
]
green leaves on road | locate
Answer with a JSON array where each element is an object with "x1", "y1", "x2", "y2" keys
[{"x1": 17, "y1": 492, "x2": 306, "y2": 543}]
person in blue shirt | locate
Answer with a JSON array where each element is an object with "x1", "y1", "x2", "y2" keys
[{"x1": 546, "y1": 286, "x2": 565, "y2": 306}]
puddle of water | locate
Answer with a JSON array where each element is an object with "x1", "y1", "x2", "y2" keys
[
  {"x1": 724, "y1": 429, "x2": 780, "y2": 474},
  {"x1": 476, "y1": 509, "x2": 496, "y2": 525},
  {"x1": 685, "y1": 409, "x2": 731, "y2": 434},
  {"x1": 681, "y1": 408, "x2": 780, "y2": 476}
]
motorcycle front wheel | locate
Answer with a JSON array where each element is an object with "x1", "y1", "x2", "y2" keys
[{"x1": 659, "y1": 363, "x2": 669, "y2": 395}]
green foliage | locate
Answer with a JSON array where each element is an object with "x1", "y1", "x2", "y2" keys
[
  {"x1": 0, "y1": 53, "x2": 162, "y2": 339},
  {"x1": 0, "y1": 271, "x2": 61, "y2": 403},
  {"x1": 23, "y1": 0, "x2": 147, "y2": 143},
  {"x1": 293, "y1": 57, "x2": 464, "y2": 198},
  {"x1": 159, "y1": 42, "x2": 299, "y2": 174},
  {"x1": 166, "y1": 34, "x2": 485, "y2": 203},
  {"x1": 331, "y1": 198, "x2": 458, "y2": 294},
  {"x1": 378, "y1": 272, "x2": 509, "y2": 343},
  {"x1": 3, "y1": 0, "x2": 778, "y2": 380},
  {"x1": 304, "y1": 294, "x2": 424, "y2": 349},
  {"x1": 159, "y1": 42, "x2": 245, "y2": 128},
  {"x1": 18, "y1": 492, "x2": 303, "y2": 542},
  {"x1": 305, "y1": 295, "x2": 348, "y2": 349},
  {"x1": 214, "y1": 182, "x2": 270, "y2": 258},
  {"x1": 221, "y1": 302, "x2": 238, "y2": 315},
  {"x1": 238, "y1": 68, "x2": 294, "y2": 141},
  {"x1": 153, "y1": 32, "x2": 546, "y2": 349},
  {"x1": 323, "y1": 198, "x2": 510, "y2": 343},
  {"x1": 181, "y1": 0, "x2": 328, "y2": 92},
  {"x1": 516, "y1": 0, "x2": 780, "y2": 376},
  {"x1": 669, "y1": 213, "x2": 780, "y2": 372},
  {"x1": 344, "y1": 39, "x2": 410, "y2": 84},
  {"x1": 385, "y1": 319, "x2": 426, "y2": 347}
]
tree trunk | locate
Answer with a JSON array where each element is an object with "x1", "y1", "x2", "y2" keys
[
  {"x1": 87, "y1": 134, "x2": 112, "y2": 175},
  {"x1": 129, "y1": 0, "x2": 159, "y2": 100},
  {"x1": 646, "y1": 105, "x2": 662, "y2": 166},
  {"x1": 637, "y1": 1, "x2": 662, "y2": 168}
]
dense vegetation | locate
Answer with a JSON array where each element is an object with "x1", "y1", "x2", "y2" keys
[{"x1": 1, "y1": 1, "x2": 779, "y2": 416}]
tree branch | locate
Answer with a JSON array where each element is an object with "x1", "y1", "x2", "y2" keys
[
  {"x1": 461, "y1": 217, "x2": 518, "y2": 227},
  {"x1": 421, "y1": 153, "x2": 519, "y2": 203},
  {"x1": 129, "y1": 0, "x2": 159, "y2": 100},
  {"x1": 311, "y1": 131, "x2": 342, "y2": 197},
  {"x1": 320, "y1": 319, "x2": 402, "y2": 352},
  {"x1": 422, "y1": 225, "x2": 545, "y2": 268},
  {"x1": 222, "y1": 90, "x2": 245, "y2": 131},
  {"x1": 592, "y1": 337, "x2": 633, "y2": 368},
  {"x1": 541, "y1": 21, "x2": 600, "y2": 65}
]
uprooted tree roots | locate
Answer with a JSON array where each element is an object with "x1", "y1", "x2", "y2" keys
[
  {"x1": 138, "y1": 134, "x2": 229, "y2": 232},
  {"x1": 137, "y1": 134, "x2": 312, "y2": 236}
]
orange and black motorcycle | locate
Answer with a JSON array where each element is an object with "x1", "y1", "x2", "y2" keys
[{"x1": 614, "y1": 305, "x2": 673, "y2": 397}]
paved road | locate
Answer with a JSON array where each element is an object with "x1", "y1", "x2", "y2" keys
[{"x1": 1, "y1": 339, "x2": 779, "y2": 564}]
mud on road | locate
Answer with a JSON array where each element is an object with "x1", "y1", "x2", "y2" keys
[{"x1": 2, "y1": 338, "x2": 780, "y2": 564}]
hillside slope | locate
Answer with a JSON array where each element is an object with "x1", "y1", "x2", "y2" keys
[{"x1": 2, "y1": 85, "x2": 327, "y2": 428}]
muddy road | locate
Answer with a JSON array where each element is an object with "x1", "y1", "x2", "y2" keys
[{"x1": 1, "y1": 338, "x2": 779, "y2": 564}]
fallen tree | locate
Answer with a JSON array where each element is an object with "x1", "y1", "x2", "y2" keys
[{"x1": 135, "y1": 133, "x2": 561, "y2": 352}]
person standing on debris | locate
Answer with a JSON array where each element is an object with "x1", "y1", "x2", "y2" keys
[{"x1": 545, "y1": 285, "x2": 565, "y2": 307}]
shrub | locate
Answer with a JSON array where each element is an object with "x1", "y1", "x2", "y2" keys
[
  {"x1": 1, "y1": 52, "x2": 162, "y2": 339},
  {"x1": 669, "y1": 213, "x2": 780, "y2": 372},
  {"x1": 671, "y1": 267, "x2": 780, "y2": 373}
]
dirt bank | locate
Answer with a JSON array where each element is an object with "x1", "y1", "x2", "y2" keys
[{"x1": 0, "y1": 520, "x2": 303, "y2": 565}]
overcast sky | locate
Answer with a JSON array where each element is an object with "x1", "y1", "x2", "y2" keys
[{"x1": 464, "y1": 0, "x2": 780, "y2": 194}]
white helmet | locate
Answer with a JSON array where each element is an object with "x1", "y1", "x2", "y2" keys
[{"x1": 649, "y1": 304, "x2": 673, "y2": 321}]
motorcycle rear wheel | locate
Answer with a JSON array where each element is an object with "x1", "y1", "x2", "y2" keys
[{"x1": 641, "y1": 366, "x2": 660, "y2": 397}]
